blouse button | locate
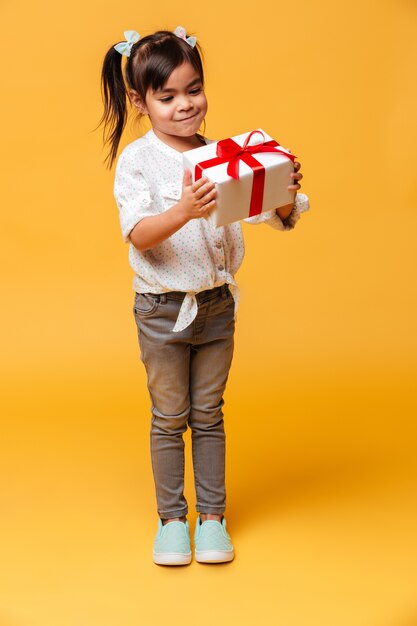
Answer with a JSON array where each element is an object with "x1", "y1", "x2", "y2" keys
[
  {"x1": 218, "y1": 265, "x2": 224, "y2": 271},
  {"x1": 216, "y1": 241, "x2": 222, "y2": 248}
]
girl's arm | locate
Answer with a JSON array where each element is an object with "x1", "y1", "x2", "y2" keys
[
  {"x1": 131, "y1": 169, "x2": 216, "y2": 251},
  {"x1": 114, "y1": 152, "x2": 216, "y2": 250},
  {"x1": 129, "y1": 204, "x2": 189, "y2": 251}
]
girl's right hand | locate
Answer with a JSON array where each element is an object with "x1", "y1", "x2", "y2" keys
[{"x1": 178, "y1": 168, "x2": 217, "y2": 222}]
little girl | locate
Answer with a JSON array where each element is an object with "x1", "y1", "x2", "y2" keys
[{"x1": 98, "y1": 26, "x2": 309, "y2": 566}]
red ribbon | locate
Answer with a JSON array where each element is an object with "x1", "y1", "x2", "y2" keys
[{"x1": 194, "y1": 130, "x2": 297, "y2": 217}]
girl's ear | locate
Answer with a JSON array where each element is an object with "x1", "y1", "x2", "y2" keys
[{"x1": 128, "y1": 89, "x2": 148, "y2": 114}]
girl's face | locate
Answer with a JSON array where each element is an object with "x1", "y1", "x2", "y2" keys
[{"x1": 137, "y1": 62, "x2": 207, "y2": 141}]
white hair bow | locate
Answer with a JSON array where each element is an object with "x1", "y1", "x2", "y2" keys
[
  {"x1": 173, "y1": 25, "x2": 197, "y2": 48},
  {"x1": 114, "y1": 30, "x2": 141, "y2": 57}
]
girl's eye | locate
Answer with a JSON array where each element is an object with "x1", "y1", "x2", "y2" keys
[{"x1": 160, "y1": 87, "x2": 202, "y2": 103}]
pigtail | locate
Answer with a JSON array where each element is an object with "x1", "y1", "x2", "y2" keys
[{"x1": 96, "y1": 45, "x2": 130, "y2": 170}]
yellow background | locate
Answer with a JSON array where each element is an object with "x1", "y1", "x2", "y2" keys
[{"x1": 1, "y1": 0, "x2": 417, "y2": 624}]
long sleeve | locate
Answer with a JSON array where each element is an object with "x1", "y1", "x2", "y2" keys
[
  {"x1": 113, "y1": 149, "x2": 157, "y2": 243},
  {"x1": 243, "y1": 192, "x2": 310, "y2": 231}
]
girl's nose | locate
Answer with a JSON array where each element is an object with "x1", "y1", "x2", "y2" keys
[{"x1": 177, "y1": 95, "x2": 193, "y2": 110}]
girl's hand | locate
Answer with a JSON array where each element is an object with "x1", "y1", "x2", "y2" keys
[
  {"x1": 288, "y1": 160, "x2": 303, "y2": 192},
  {"x1": 178, "y1": 169, "x2": 217, "y2": 222},
  {"x1": 276, "y1": 161, "x2": 303, "y2": 220}
]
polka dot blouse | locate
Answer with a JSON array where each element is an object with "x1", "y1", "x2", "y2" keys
[{"x1": 113, "y1": 128, "x2": 310, "y2": 333}]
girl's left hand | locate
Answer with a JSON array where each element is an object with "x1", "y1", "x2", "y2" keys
[
  {"x1": 288, "y1": 161, "x2": 303, "y2": 192},
  {"x1": 275, "y1": 161, "x2": 304, "y2": 220}
]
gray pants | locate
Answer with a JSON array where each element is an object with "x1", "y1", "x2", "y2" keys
[{"x1": 133, "y1": 283, "x2": 235, "y2": 520}]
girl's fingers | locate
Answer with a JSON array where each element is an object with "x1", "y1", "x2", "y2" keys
[
  {"x1": 192, "y1": 176, "x2": 210, "y2": 193},
  {"x1": 200, "y1": 199, "x2": 215, "y2": 216},
  {"x1": 294, "y1": 161, "x2": 301, "y2": 171},
  {"x1": 200, "y1": 198, "x2": 216, "y2": 213},
  {"x1": 195, "y1": 182, "x2": 216, "y2": 201},
  {"x1": 183, "y1": 168, "x2": 192, "y2": 183}
]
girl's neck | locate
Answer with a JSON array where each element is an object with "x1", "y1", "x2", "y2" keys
[{"x1": 152, "y1": 128, "x2": 206, "y2": 153}]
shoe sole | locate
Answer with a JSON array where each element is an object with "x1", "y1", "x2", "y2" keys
[
  {"x1": 194, "y1": 549, "x2": 234, "y2": 563},
  {"x1": 153, "y1": 551, "x2": 192, "y2": 565}
]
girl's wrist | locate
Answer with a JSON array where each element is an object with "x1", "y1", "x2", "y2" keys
[
  {"x1": 171, "y1": 201, "x2": 190, "y2": 227},
  {"x1": 275, "y1": 203, "x2": 294, "y2": 221}
]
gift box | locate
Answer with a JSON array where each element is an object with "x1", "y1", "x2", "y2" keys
[{"x1": 182, "y1": 128, "x2": 297, "y2": 228}]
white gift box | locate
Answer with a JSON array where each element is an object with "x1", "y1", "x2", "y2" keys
[{"x1": 182, "y1": 128, "x2": 296, "y2": 228}]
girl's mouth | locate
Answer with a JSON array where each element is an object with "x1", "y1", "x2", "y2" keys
[{"x1": 177, "y1": 112, "x2": 198, "y2": 122}]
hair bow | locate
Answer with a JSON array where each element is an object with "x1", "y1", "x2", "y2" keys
[
  {"x1": 114, "y1": 30, "x2": 141, "y2": 57},
  {"x1": 173, "y1": 25, "x2": 197, "y2": 48}
]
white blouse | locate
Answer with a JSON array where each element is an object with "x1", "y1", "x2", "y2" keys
[{"x1": 113, "y1": 128, "x2": 310, "y2": 333}]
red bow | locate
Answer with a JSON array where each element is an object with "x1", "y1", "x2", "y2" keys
[{"x1": 195, "y1": 130, "x2": 297, "y2": 217}]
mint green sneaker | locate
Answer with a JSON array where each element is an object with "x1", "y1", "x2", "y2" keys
[
  {"x1": 194, "y1": 516, "x2": 235, "y2": 563},
  {"x1": 153, "y1": 519, "x2": 192, "y2": 565}
]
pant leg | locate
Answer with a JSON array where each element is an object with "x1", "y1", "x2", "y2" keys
[
  {"x1": 133, "y1": 292, "x2": 193, "y2": 520},
  {"x1": 188, "y1": 286, "x2": 236, "y2": 514}
]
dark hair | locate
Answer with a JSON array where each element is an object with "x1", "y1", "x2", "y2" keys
[{"x1": 95, "y1": 29, "x2": 206, "y2": 169}]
